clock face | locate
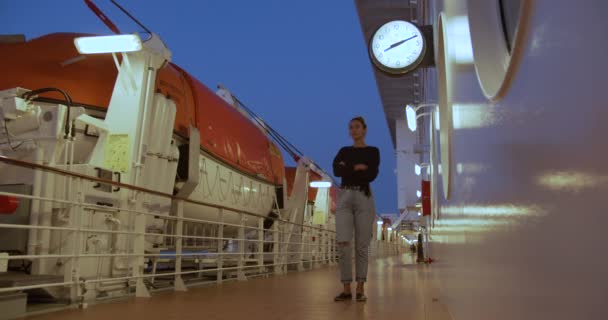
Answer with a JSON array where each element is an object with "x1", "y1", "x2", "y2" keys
[{"x1": 370, "y1": 20, "x2": 425, "y2": 74}]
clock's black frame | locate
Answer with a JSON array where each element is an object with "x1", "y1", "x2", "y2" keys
[{"x1": 368, "y1": 23, "x2": 435, "y2": 76}]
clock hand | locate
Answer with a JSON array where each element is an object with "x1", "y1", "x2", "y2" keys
[{"x1": 384, "y1": 35, "x2": 418, "y2": 52}]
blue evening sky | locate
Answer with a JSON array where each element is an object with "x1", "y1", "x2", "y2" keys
[{"x1": 0, "y1": 0, "x2": 398, "y2": 214}]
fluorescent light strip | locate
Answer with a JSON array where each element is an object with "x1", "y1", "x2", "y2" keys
[
  {"x1": 75, "y1": 34, "x2": 143, "y2": 54},
  {"x1": 309, "y1": 181, "x2": 332, "y2": 188}
]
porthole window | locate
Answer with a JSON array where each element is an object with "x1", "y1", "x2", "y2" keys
[
  {"x1": 467, "y1": 0, "x2": 532, "y2": 101},
  {"x1": 436, "y1": 13, "x2": 453, "y2": 200},
  {"x1": 499, "y1": 0, "x2": 523, "y2": 53}
]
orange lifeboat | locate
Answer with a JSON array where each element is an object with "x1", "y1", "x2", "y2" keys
[{"x1": 0, "y1": 33, "x2": 284, "y2": 184}]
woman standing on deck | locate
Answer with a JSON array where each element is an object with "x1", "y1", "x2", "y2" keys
[{"x1": 332, "y1": 116, "x2": 380, "y2": 302}]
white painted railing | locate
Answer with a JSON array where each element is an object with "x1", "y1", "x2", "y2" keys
[{"x1": 0, "y1": 156, "x2": 405, "y2": 309}]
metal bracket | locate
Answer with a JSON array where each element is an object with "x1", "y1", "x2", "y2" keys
[
  {"x1": 174, "y1": 277, "x2": 187, "y2": 292},
  {"x1": 135, "y1": 279, "x2": 151, "y2": 298},
  {"x1": 175, "y1": 124, "x2": 200, "y2": 198}
]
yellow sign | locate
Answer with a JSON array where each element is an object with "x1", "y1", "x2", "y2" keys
[
  {"x1": 268, "y1": 142, "x2": 281, "y2": 158},
  {"x1": 105, "y1": 134, "x2": 131, "y2": 173}
]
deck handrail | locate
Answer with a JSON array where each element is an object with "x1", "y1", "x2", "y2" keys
[{"x1": 0, "y1": 155, "x2": 335, "y2": 233}]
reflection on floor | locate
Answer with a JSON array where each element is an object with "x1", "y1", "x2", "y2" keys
[{"x1": 27, "y1": 254, "x2": 452, "y2": 320}]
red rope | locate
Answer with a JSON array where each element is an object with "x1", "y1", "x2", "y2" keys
[{"x1": 84, "y1": 0, "x2": 121, "y2": 34}]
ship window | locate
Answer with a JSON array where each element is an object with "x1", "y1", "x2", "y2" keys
[
  {"x1": 498, "y1": 0, "x2": 522, "y2": 53},
  {"x1": 466, "y1": 0, "x2": 531, "y2": 100}
]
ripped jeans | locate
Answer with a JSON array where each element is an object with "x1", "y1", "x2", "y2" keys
[{"x1": 335, "y1": 188, "x2": 376, "y2": 283}]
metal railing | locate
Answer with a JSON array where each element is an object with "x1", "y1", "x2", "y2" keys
[{"x1": 0, "y1": 155, "x2": 404, "y2": 306}]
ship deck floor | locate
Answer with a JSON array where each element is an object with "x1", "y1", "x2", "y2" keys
[{"x1": 26, "y1": 254, "x2": 452, "y2": 320}]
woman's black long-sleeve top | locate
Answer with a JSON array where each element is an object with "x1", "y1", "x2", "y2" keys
[{"x1": 332, "y1": 146, "x2": 380, "y2": 196}]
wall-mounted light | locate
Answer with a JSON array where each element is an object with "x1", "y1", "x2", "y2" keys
[
  {"x1": 415, "y1": 163, "x2": 430, "y2": 176},
  {"x1": 388, "y1": 227, "x2": 393, "y2": 231},
  {"x1": 405, "y1": 103, "x2": 438, "y2": 132},
  {"x1": 417, "y1": 211, "x2": 422, "y2": 216},
  {"x1": 377, "y1": 221, "x2": 384, "y2": 225},
  {"x1": 406, "y1": 105, "x2": 417, "y2": 131},
  {"x1": 74, "y1": 34, "x2": 143, "y2": 54},
  {"x1": 416, "y1": 190, "x2": 422, "y2": 198},
  {"x1": 435, "y1": 108, "x2": 441, "y2": 131},
  {"x1": 309, "y1": 181, "x2": 332, "y2": 188}
]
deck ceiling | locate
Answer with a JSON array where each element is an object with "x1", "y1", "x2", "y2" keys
[{"x1": 354, "y1": 0, "x2": 419, "y2": 147}]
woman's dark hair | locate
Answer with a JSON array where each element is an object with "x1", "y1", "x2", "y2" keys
[{"x1": 350, "y1": 116, "x2": 367, "y2": 129}]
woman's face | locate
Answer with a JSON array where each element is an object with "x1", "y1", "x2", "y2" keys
[{"x1": 349, "y1": 120, "x2": 366, "y2": 141}]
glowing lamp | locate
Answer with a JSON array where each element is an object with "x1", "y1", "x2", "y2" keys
[
  {"x1": 309, "y1": 181, "x2": 331, "y2": 188},
  {"x1": 406, "y1": 105, "x2": 417, "y2": 131},
  {"x1": 376, "y1": 221, "x2": 383, "y2": 225},
  {"x1": 416, "y1": 190, "x2": 421, "y2": 198},
  {"x1": 435, "y1": 108, "x2": 440, "y2": 130},
  {"x1": 75, "y1": 34, "x2": 143, "y2": 54}
]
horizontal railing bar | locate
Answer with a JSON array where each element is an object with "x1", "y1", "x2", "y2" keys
[
  {"x1": 0, "y1": 224, "x2": 334, "y2": 250},
  {"x1": 0, "y1": 191, "x2": 78, "y2": 207},
  {"x1": 0, "y1": 253, "x2": 416, "y2": 293},
  {"x1": 0, "y1": 281, "x2": 75, "y2": 293},
  {"x1": 0, "y1": 223, "x2": 77, "y2": 232},
  {"x1": 1, "y1": 247, "x2": 336, "y2": 260},
  {"x1": 0, "y1": 193, "x2": 335, "y2": 236},
  {"x1": 1, "y1": 256, "x2": 340, "y2": 292},
  {"x1": 0, "y1": 156, "x2": 335, "y2": 234}
]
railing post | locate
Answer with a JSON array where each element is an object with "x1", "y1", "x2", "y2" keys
[
  {"x1": 237, "y1": 212, "x2": 247, "y2": 281},
  {"x1": 317, "y1": 228, "x2": 324, "y2": 266},
  {"x1": 133, "y1": 191, "x2": 150, "y2": 298},
  {"x1": 332, "y1": 233, "x2": 337, "y2": 264},
  {"x1": 319, "y1": 228, "x2": 325, "y2": 266},
  {"x1": 174, "y1": 199, "x2": 187, "y2": 291},
  {"x1": 324, "y1": 231, "x2": 330, "y2": 264},
  {"x1": 322, "y1": 229, "x2": 327, "y2": 265},
  {"x1": 216, "y1": 208, "x2": 224, "y2": 284},
  {"x1": 313, "y1": 227, "x2": 321, "y2": 269},
  {"x1": 329, "y1": 233, "x2": 334, "y2": 264},
  {"x1": 297, "y1": 225, "x2": 305, "y2": 272},
  {"x1": 257, "y1": 216, "x2": 264, "y2": 273},
  {"x1": 69, "y1": 177, "x2": 85, "y2": 305},
  {"x1": 273, "y1": 220, "x2": 281, "y2": 275}
]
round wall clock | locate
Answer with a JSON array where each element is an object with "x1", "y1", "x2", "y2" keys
[{"x1": 369, "y1": 20, "x2": 426, "y2": 75}]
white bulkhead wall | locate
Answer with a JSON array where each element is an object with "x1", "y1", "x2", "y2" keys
[
  {"x1": 428, "y1": 1, "x2": 608, "y2": 319},
  {"x1": 395, "y1": 119, "x2": 421, "y2": 212}
]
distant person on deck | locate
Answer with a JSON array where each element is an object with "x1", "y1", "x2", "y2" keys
[{"x1": 332, "y1": 116, "x2": 380, "y2": 302}]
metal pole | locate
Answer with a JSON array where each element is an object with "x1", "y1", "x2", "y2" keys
[
  {"x1": 174, "y1": 199, "x2": 187, "y2": 291},
  {"x1": 216, "y1": 208, "x2": 224, "y2": 284},
  {"x1": 257, "y1": 216, "x2": 264, "y2": 273},
  {"x1": 273, "y1": 221, "x2": 281, "y2": 275},
  {"x1": 237, "y1": 212, "x2": 246, "y2": 281},
  {"x1": 134, "y1": 191, "x2": 150, "y2": 298},
  {"x1": 70, "y1": 177, "x2": 85, "y2": 304}
]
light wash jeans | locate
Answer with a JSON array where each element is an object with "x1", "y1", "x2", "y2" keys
[{"x1": 335, "y1": 188, "x2": 376, "y2": 283}]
